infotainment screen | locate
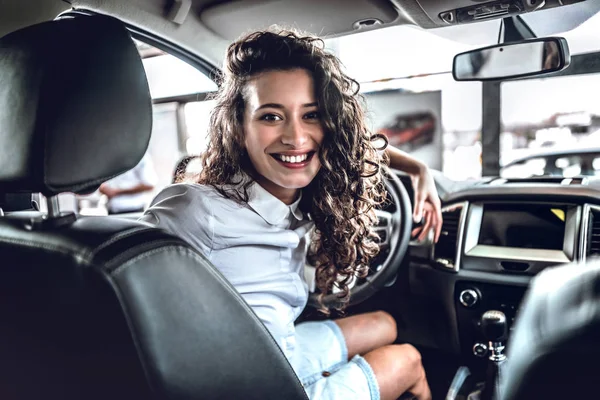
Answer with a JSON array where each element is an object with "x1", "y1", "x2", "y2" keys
[{"x1": 478, "y1": 204, "x2": 566, "y2": 250}]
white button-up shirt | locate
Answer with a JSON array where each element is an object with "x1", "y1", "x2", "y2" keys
[{"x1": 140, "y1": 181, "x2": 314, "y2": 362}]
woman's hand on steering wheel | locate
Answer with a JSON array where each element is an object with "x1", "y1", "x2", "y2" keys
[
  {"x1": 411, "y1": 201, "x2": 439, "y2": 242},
  {"x1": 384, "y1": 145, "x2": 442, "y2": 243},
  {"x1": 410, "y1": 166, "x2": 442, "y2": 243}
]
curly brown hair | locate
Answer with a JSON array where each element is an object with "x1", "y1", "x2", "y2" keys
[{"x1": 196, "y1": 28, "x2": 388, "y2": 312}]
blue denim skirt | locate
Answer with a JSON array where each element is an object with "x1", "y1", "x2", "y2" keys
[{"x1": 292, "y1": 320, "x2": 380, "y2": 400}]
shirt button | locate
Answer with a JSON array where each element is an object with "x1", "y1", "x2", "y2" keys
[{"x1": 322, "y1": 371, "x2": 331, "y2": 377}]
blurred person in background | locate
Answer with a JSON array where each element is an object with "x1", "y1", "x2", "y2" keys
[{"x1": 99, "y1": 152, "x2": 157, "y2": 214}]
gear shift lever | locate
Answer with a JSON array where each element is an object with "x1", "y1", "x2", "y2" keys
[
  {"x1": 481, "y1": 310, "x2": 507, "y2": 363},
  {"x1": 478, "y1": 310, "x2": 507, "y2": 400},
  {"x1": 465, "y1": 311, "x2": 508, "y2": 400}
]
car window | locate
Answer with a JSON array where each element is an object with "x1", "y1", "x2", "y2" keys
[
  {"x1": 500, "y1": 72, "x2": 600, "y2": 179},
  {"x1": 138, "y1": 40, "x2": 216, "y2": 196},
  {"x1": 78, "y1": 41, "x2": 217, "y2": 216},
  {"x1": 138, "y1": 41, "x2": 216, "y2": 98},
  {"x1": 502, "y1": 153, "x2": 600, "y2": 179},
  {"x1": 325, "y1": 29, "x2": 483, "y2": 179},
  {"x1": 327, "y1": 13, "x2": 600, "y2": 182}
]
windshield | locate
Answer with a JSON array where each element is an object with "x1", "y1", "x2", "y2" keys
[
  {"x1": 325, "y1": 7, "x2": 600, "y2": 181},
  {"x1": 130, "y1": 3, "x2": 600, "y2": 198}
]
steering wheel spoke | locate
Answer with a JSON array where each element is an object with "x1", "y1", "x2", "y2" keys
[{"x1": 374, "y1": 209, "x2": 394, "y2": 249}]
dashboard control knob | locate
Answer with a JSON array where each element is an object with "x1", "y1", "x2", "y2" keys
[
  {"x1": 459, "y1": 289, "x2": 479, "y2": 308},
  {"x1": 473, "y1": 343, "x2": 488, "y2": 357}
]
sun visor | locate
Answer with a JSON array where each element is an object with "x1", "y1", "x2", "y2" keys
[{"x1": 200, "y1": 0, "x2": 403, "y2": 39}]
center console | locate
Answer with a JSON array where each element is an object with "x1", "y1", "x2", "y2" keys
[
  {"x1": 446, "y1": 309, "x2": 509, "y2": 400},
  {"x1": 455, "y1": 281, "x2": 525, "y2": 361},
  {"x1": 443, "y1": 200, "x2": 581, "y2": 399},
  {"x1": 454, "y1": 201, "x2": 579, "y2": 360}
]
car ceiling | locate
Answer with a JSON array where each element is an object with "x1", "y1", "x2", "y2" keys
[{"x1": 0, "y1": 0, "x2": 598, "y2": 68}]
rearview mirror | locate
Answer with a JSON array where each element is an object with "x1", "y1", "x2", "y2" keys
[{"x1": 453, "y1": 37, "x2": 570, "y2": 81}]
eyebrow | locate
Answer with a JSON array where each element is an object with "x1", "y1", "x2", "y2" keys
[{"x1": 255, "y1": 102, "x2": 318, "y2": 111}]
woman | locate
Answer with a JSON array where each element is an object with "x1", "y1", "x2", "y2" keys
[{"x1": 142, "y1": 29, "x2": 441, "y2": 400}]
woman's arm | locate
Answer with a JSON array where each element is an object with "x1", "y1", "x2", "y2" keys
[{"x1": 385, "y1": 145, "x2": 442, "y2": 243}]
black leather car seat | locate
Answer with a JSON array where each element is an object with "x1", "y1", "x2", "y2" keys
[
  {"x1": 500, "y1": 260, "x2": 600, "y2": 399},
  {"x1": 0, "y1": 193, "x2": 33, "y2": 215},
  {"x1": 0, "y1": 15, "x2": 308, "y2": 400}
]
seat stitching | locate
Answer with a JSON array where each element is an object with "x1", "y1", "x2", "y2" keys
[{"x1": 91, "y1": 226, "x2": 157, "y2": 256}]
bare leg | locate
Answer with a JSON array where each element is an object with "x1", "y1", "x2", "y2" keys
[
  {"x1": 334, "y1": 311, "x2": 430, "y2": 399},
  {"x1": 334, "y1": 311, "x2": 398, "y2": 359},
  {"x1": 363, "y1": 344, "x2": 432, "y2": 400}
]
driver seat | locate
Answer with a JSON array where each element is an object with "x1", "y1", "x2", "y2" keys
[
  {"x1": 0, "y1": 15, "x2": 307, "y2": 400},
  {"x1": 500, "y1": 260, "x2": 600, "y2": 399}
]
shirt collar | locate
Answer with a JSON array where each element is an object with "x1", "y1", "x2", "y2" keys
[{"x1": 243, "y1": 179, "x2": 304, "y2": 226}]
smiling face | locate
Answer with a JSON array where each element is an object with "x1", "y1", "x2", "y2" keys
[{"x1": 243, "y1": 68, "x2": 324, "y2": 204}]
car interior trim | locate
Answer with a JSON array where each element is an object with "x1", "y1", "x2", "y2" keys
[
  {"x1": 465, "y1": 245, "x2": 571, "y2": 264},
  {"x1": 200, "y1": 0, "x2": 403, "y2": 40},
  {"x1": 444, "y1": 184, "x2": 600, "y2": 206},
  {"x1": 579, "y1": 203, "x2": 600, "y2": 264},
  {"x1": 433, "y1": 201, "x2": 468, "y2": 272}
]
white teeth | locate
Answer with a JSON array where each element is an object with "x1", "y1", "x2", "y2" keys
[{"x1": 277, "y1": 154, "x2": 309, "y2": 163}]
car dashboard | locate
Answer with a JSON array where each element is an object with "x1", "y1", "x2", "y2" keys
[{"x1": 403, "y1": 174, "x2": 600, "y2": 363}]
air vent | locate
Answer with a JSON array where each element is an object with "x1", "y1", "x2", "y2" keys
[
  {"x1": 587, "y1": 208, "x2": 600, "y2": 258},
  {"x1": 433, "y1": 203, "x2": 466, "y2": 271}
]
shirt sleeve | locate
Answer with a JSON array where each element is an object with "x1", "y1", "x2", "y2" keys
[{"x1": 139, "y1": 184, "x2": 214, "y2": 259}]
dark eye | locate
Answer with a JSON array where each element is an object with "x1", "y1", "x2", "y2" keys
[
  {"x1": 260, "y1": 113, "x2": 282, "y2": 122},
  {"x1": 304, "y1": 111, "x2": 320, "y2": 120}
]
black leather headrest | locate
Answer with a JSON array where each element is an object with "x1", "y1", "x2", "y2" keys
[{"x1": 0, "y1": 15, "x2": 151, "y2": 196}]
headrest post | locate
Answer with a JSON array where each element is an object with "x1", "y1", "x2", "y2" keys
[{"x1": 47, "y1": 196, "x2": 61, "y2": 218}]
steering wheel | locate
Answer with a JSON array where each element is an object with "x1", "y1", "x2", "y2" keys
[{"x1": 308, "y1": 166, "x2": 413, "y2": 309}]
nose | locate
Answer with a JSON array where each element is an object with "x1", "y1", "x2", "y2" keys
[{"x1": 281, "y1": 117, "x2": 309, "y2": 148}]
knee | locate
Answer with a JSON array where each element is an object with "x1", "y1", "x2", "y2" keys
[
  {"x1": 371, "y1": 311, "x2": 397, "y2": 342},
  {"x1": 391, "y1": 344, "x2": 424, "y2": 380},
  {"x1": 398, "y1": 344, "x2": 422, "y2": 369},
  {"x1": 398, "y1": 343, "x2": 425, "y2": 380},
  {"x1": 366, "y1": 343, "x2": 425, "y2": 385}
]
